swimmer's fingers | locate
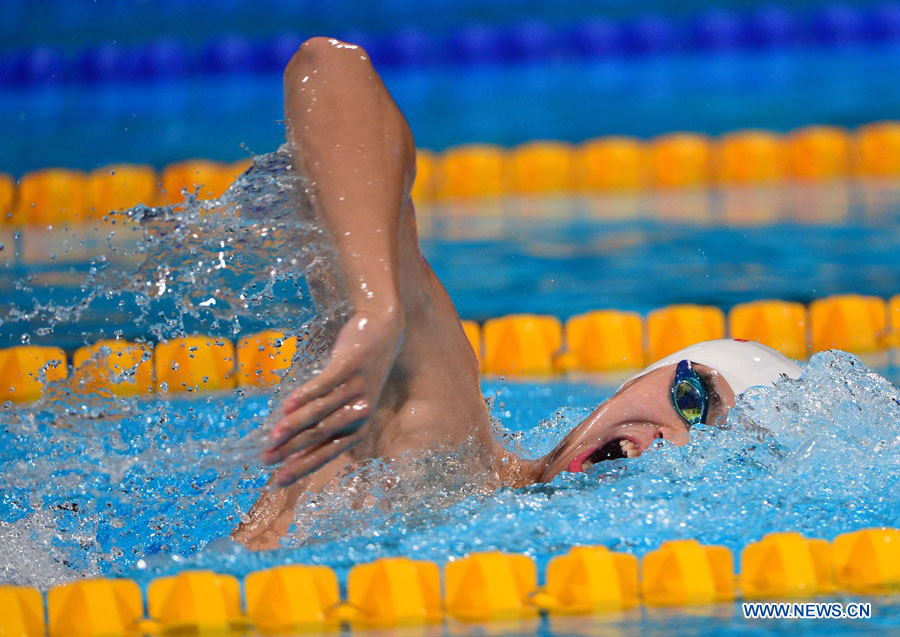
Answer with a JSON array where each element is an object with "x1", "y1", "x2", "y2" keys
[
  {"x1": 283, "y1": 359, "x2": 355, "y2": 414},
  {"x1": 264, "y1": 398, "x2": 370, "y2": 465},
  {"x1": 282, "y1": 312, "x2": 396, "y2": 413},
  {"x1": 275, "y1": 430, "x2": 365, "y2": 487},
  {"x1": 269, "y1": 378, "x2": 363, "y2": 448}
]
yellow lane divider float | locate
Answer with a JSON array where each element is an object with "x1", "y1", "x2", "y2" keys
[
  {"x1": 541, "y1": 545, "x2": 638, "y2": 613},
  {"x1": 245, "y1": 564, "x2": 340, "y2": 632},
  {"x1": 577, "y1": 136, "x2": 646, "y2": 191},
  {"x1": 12, "y1": 168, "x2": 88, "y2": 226},
  {"x1": 0, "y1": 173, "x2": 15, "y2": 220},
  {"x1": 718, "y1": 130, "x2": 785, "y2": 185},
  {"x1": 348, "y1": 557, "x2": 442, "y2": 626},
  {"x1": 0, "y1": 586, "x2": 44, "y2": 637},
  {"x1": 161, "y1": 160, "x2": 235, "y2": 205},
  {"x1": 445, "y1": 552, "x2": 538, "y2": 621},
  {"x1": 787, "y1": 126, "x2": 850, "y2": 181},
  {"x1": 236, "y1": 330, "x2": 298, "y2": 387},
  {"x1": 436, "y1": 144, "x2": 507, "y2": 200},
  {"x1": 483, "y1": 314, "x2": 562, "y2": 375},
  {"x1": 641, "y1": 539, "x2": 734, "y2": 606},
  {"x1": 72, "y1": 340, "x2": 154, "y2": 397},
  {"x1": 648, "y1": 133, "x2": 713, "y2": 189},
  {"x1": 508, "y1": 141, "x2": 575, "y2": 195},
  {"x1": 0, "y1": 345, "x2": 67, "y2": 403},
  {"x1": 740, "y1": 532, "x2": 834, "y2": 598},
  {"x1": 809, "y1": 294, "x2": 888, "y2": 354},
  {"x1": 646, "y1": 304, "x2": 726, "y2": 363},
  {"x1": 86, "y1": 164, "x2": 161, "y2": 216},
  {"x1": 857, "y1": 121, "x2": 900, "y2": 177},
  {"x1": 146, "y1": 571, "x2": 245, "y2": 633},
  {"x1": 1, "y1": 292, "x2": 898, "y2": 401},
  {"x1": 3, "y1": 528, "x2": 899, "y2": 636},
  {"x1": 4, "y1": 122, "x2": 900, "y2": 225},
  {"x1": 832, "y1": 527, "x2": 900, "y2": 593},
  {"x1": 561, "y1": 310, "x2": 643, "y2": 372},
  {"x1": 46, "y1": 578, "x2": 143, "y2": 637},
  {"x1": 728, "y1": 300, "x2": 808, "y2": 361},
  {"x1": 460, "y1": 320, "x2": 483, "y2": 371},
  {"x1": 153, "y1": 336, "x2": 235, "y2": 393},
  {"x1": 890, "y1": 294, "x2": 900, "y2": 349}
]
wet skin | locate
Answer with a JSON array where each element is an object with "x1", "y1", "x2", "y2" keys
[{"x1": 231, "y1": 38, "x2": 737, "y2": 550}]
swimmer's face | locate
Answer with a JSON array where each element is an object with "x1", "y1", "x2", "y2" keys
[{"x1": 538, "y1": 363, "x2": 736, "y2": 482}]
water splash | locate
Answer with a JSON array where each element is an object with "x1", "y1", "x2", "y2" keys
[
  {"x1": 1, "y1": 150, "x2": 899, "y2": 591},
  {"x1": 0, "y1": 147, "x2": 351, "y2": 587},
  {"x1": 126, "y1": 350, "x2": 900, "y2": 586}
]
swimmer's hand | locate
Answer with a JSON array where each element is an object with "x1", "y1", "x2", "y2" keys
[
  {"x1": 263, "y1": 310, "x2": 404, "y2": 486},
  {"x1": 230, "y1": 483, "x2": 299, "y2": 551}
]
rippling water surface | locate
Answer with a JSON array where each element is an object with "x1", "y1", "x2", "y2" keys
[{"x1": 1, "y1": 152, "x2": 899, "y2": 637}]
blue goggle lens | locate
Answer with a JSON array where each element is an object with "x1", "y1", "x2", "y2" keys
[{"x1": 671, "y1": 360, "x2": 708, "y2": 426}]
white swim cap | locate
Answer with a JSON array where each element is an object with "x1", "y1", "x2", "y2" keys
[{"x1": 623, "y1": 338, "x2": 803, "y2": 396}]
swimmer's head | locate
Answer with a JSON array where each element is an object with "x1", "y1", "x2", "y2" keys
[
  {"x1": 620, "y1": 338, "x2": 803, "y2": 397},
  {"x1": 537, "y1": 339, "x2": 802, "y2": 482}
]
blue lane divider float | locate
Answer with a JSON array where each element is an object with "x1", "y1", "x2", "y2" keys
[
  {"x1": 3, "y1": 3, "x2": 900, "y2": 86},
  {"x1": 742, "y1": 5, "x2": 798, "y2": 48}
]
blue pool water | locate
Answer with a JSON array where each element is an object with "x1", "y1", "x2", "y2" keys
[
  {"x1": 4, "y1": 42, "x2": 900, "y2": 173},
  {"x1": 3, "y1": 358, "x2": 900, "y2": 634},
  {"x1": 0, "y1": 0, "x2": 862, "y2": 52},
  {"x1": 3, "y1": 180, "x2": 900, "y2": 350},
  {"x1": 420, "y1": 184, "x2": 900, "y2": 321},
  {"x1": 2, "y1": 151, "x2": 900, "y2": 635}
]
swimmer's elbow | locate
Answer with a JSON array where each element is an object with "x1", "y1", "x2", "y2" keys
[
  {"x1": 283, "y1": 36, "x2": 416, "y2": 184},
  {"x1": 284, "y1": 37, "x2": 371, "y2": 86}
]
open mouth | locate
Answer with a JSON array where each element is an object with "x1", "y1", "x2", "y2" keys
[{"x1": 568, "y1": 437, "x2": 641, "y2": 473}]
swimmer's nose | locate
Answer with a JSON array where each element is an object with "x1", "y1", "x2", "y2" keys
[{"x1": 654, "y1": 419, "x2": 691, "y2": 446}]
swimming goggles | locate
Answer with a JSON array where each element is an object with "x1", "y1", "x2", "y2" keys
[{"x1": 671, "y1": 359, "x2": 708, "y2": 427}]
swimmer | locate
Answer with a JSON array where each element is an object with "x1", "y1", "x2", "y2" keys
[{"x1": 231, "y1": 38, "x2": 802, "y2": 550}]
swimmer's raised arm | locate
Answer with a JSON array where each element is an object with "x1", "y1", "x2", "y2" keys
[
  {"x1": 284, "y1": 37, "x2": 415, "y2": 316},
  {"x1": 263, "y1": 37, "x2": 415, "y2": 486}
]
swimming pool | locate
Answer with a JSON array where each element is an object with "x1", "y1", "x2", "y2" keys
[
  {"x1": 2, "y1": 151, "x2": 900, "y2": 633},
  {"x1": 6, "y1": 369, "x2": 900, "y2": 632},
  {"x1": 4, "y1": 2, "x2": 900, "y2": 631},
  {"x1": 4, "y1": 180, "x2": 900, "y2": 350}
]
